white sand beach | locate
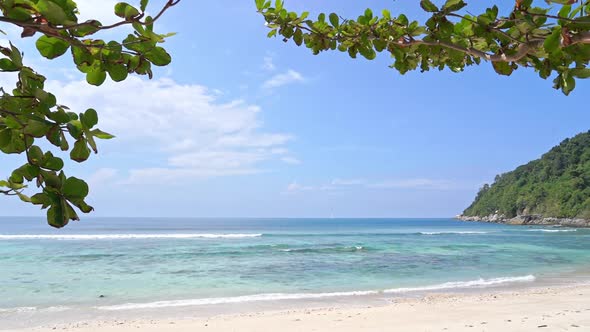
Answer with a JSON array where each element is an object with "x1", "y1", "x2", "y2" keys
[{"x1": 8, "y1": 283, "x2": 590, "y2": 332}]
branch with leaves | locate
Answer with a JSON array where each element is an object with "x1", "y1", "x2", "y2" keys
[
  {"x1": 257, "y1": 0, "x2": 590, "y2": 95},
  {"x1": 0, "y1": 0, "x2": 180, "y2": 228}
]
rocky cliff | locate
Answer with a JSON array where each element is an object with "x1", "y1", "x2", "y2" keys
[{"x1": 456, "y1": 214, "x2": 590, "y2": 227}]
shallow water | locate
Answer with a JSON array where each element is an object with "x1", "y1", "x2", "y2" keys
[{"x1": 1, "y1": 217, "x2": 590, "y2": 322}]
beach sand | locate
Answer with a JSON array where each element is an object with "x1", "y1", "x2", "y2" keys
[{"x1": 7, "y1": 284, "x2": 590, "y2": 332}]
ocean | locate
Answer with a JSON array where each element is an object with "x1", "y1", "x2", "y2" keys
[{"x1": 1, "y1": 217, "x2": 590, "y2": 327}]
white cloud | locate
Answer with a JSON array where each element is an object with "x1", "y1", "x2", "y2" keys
[
  {"x1": 286, "y1": 182, "x2": 314, "y2": 192},
  {"x1": 368, "y1": 179, "x2": 456, "y2": 190},
  {"x1": 281, "y1": 157, "x2": 301, "y2": 165},
  {"x1": 45, "y1": 76, "x2": 294, "y2": 183},
  {"x1": 127, "y1": 167, "x2": 261, "y2": 184},
  {"x1": 331, "y1": 178, "x2": 366, "y2": 186},
  {"x1": 262, "y1": 56, "x2": 276, "y2": 71},
  {"x1": 87, "y1": 168, "x2": 119, "y2": 188},
  {"x1": 285, "y1": 178, "x2": 462, "y2": 193},
  {"x1": 262, "y1": 70, "x2": 305, "y2": 90},
  {"x1": 74, "y1": 0, "x2": 121, "y2": 25}
]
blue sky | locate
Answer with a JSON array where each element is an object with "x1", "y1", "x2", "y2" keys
[{"x1": 1, "y1": 0, "x2": 589, "y2": 218}]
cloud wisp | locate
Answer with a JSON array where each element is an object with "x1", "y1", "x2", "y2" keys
[
  {"x1": 262, "y1": 69, "x2": 305, "y2": 90},
  {"x1": 46, "y1": 77, "x2": 298, "y2": 183},
  {"x1": 286, "y1": 178, "x2": 470, "y2": 193}
]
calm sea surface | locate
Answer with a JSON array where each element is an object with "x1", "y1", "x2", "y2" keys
[{"x1": 1, "y1": 217, "x2": 590, "y2": 324}]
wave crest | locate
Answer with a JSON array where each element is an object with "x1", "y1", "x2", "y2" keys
[
  {"x1": 527, "y1": 229, "x2": 577, "y2": 233},
  {"x1": 279, "y1": 246, "x2": 365, "y2": 253},
  {"x1": 0, "y1": 233, "x2": 263, "y2": 240},
  {"x1": 419, "y1": 231, "x2": 489, "y2": 235}
]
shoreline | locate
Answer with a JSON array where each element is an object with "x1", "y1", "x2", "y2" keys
[
  {"x1": 456, "y1": 214, "x2": 590, "y2": 227},
  {"x1": 5, "y1": 282, "x2": 590, "y2": 332}
]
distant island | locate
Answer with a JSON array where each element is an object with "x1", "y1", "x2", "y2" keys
[{"x1": 458, "y1": 131, "x2": 590, "y2": 227}]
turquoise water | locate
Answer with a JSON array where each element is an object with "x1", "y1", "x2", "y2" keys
[{"x1": 1, "y1": 217, "x2": 590, "y2": 315}]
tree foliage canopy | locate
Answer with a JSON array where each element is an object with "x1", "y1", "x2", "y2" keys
[
  {"x1": 463, "y1": 131, "x2": 590, "y2": 219},
  {"x1": 258, "y1": 0, "x2": 590, "y2": 95},
  {"x1": 0, "y1": 0, "x2": 179, "y2": 227}
]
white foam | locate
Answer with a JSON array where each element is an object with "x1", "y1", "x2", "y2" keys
[
  {"x1": 97, "y1": 275, "x2": 535, "y2": 311},
  {"x1": 280, "y1": 246, "x2": 364, "y2": 252},
  {"x1": 0, "y1": 306, "x2": 70, "y2": 313},
  {"x1": 419, "y1": 231, "x2": 489, "y2": 235},
  {"x1": 527, "y1": 229, "x2": 577, "y2": 233},
  {"x1": 97, "y1": 290, "x2": 380, "y2": 310},
  {"x1": 0, "y1": 306, "x2": 37, "y2": 313},
  {"x1": 383, "y1": 275, "x2": 535, "y2": 293},
  {"x1": 0, "y1": 233, "x2": 263, "y2": 240}
]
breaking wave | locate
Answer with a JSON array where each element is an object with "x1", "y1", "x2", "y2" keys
[{"x1": 97, "y1": 275, "x2": 535, "y2": 311}]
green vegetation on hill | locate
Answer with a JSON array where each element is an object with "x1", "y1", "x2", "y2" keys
[{"x1": 463, "y1": 131, "x2": 590, "y2": 220}]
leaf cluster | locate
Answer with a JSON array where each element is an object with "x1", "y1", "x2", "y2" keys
[
  {"x1": 0, "y1": 0, "x2": 179, "y2": 227},
  {"x1": 257, "y1": 0, "x2": 590, "y2": 95}
]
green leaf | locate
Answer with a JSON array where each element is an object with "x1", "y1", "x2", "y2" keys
[
  {"x1": 71, "y1": 199, "x2": 94, "y2": 213},
  {"x1": 0, "y1": 129, "x2": 10, "y2": 148},
  {"x1": 420, "y1": 0, "x2": 439, "y2": 12},
  {"x1": 8, "y1": 42, "x2": 22, "y2": 68},
  {"x1": 24, "y1": 120, "x2": 51, "y2": 138},
  {"x1": 544, "y1": 28, "x2": 561, "y2": 54},
  {"x1": 382, "y1": 9, "x2": 391, "y2": 20},
  {"x1": 114, "y1": 2, "x2": 140, "y2": 19},
  {"x1": 492, "y1": 61, "x2": 513, "y2": 76},
  {"x1": 14, "y1": 164, "x2": 40, "y2": 181},
  {"x1": 31, "y1": 193, "x2": 51, "y2": 206},
  {"x1": 67, "y1": 121, "x2": 83, "y2": 140},
  {"x1": 34, "y1": 88, "x2": 57, "y2": 107},
  {"x1": 42, "y1": 171, "x2": 62, "y2": 189},
  {"x1": 71, "y1": 46, "x2": 93, "y2": 66},
  {"x1": 36, "y1": 0, "x2": 68, "y2": 24},
  {"x1": 9, "y1": 171, "x2": 24, "y2": 184},
  {"x1": 86, "y1": 68, "x2": 107, "y2": 86},
  {"x1": 82, "y1": 109, "x2": 98, "y2": 128},
  {"x1": 91, "y1": 129, "x2": 115, "y2": 140},
  {"x1": 105, "y1": 63, "x2": 128, "y2": 82},
  {"x1": 17, "y1": 193, "x2": 31, "y2": 203},
  {"x1": 0, "y1": 58, "x2": 18, "y2": 71},
  {"x1": 70, "y1": 140, "x2": 91, "y2": 162},
  {"x1": 329, "y1": 13, "x2": 339, "y2": 27},
  {"x1": 571, "y1": 68, "x2": 590, "y2": 78},
  {"x1": 563, "y1": 73, "x2": 576, "y2": 95},
  {"x1": 140, "y1": 0, "x2": 148, "y2": 11},
  {"x1": 42, "y1": 154, "x2": 64, "y2": 171},
  {"x1": 72, "y1": 20, "x2": 102, "y2": 37},
  {"x1": 35, "y1": 36, "x2": 70, "y2": 59},
  {"x1": 145, "y1": 47, "x2": 171, "y2": 66},
  {"x1": 47, "y1": 204, "x2": 67, "y2": 228},
  {"x1": 443, "y1": 0, "x2": 467, "y2": 12},
  {"x1": 558, "y1": 5, "x2": 571, "y2": 18},
  {"x1": 63, "y1": 177, "x2": 89, "y2": 199},
  {"x1": 28, "y1": 145, "x2": 44, "y2": 165},
  {"x1": 293, "y1": 28, "x2": 303, "y2": 46}
]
